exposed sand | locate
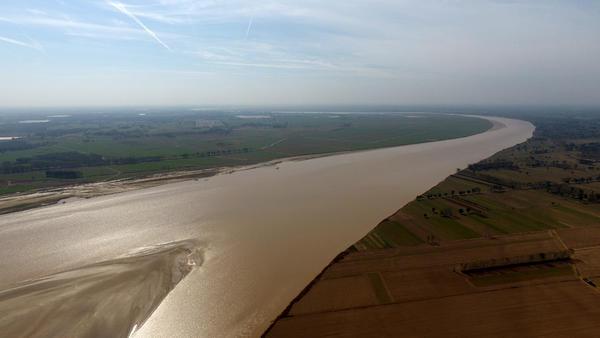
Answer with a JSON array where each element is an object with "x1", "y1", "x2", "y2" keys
[
  {"x1": 0, "y1": 240, "x2": 204, "y2": 338},
  {"x1": 0, "y1": 168, "x2": 220, "y2": 215}
]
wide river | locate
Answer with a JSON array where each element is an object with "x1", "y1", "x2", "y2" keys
[{"x1": 0, "y1": 116, "x2": 534, "y2": 337}]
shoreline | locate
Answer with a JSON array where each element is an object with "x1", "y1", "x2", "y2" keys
[
  {"x1": 0, "y1": 115, "x2": 500, "y2": 216},
  {"x1": 261, "y1": 118, "x2": 514, "y2": 336}
]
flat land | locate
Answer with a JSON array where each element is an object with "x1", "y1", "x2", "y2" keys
[
  {"x1": 356, "y1": 124, "x2": 600, "y2": 249},
  {"x1": 268, "y1": 280, "x2": 600, "y2": 338},
  {"x1": 0, "y1": 111, "x2": 491, "y2": 196},
  {"x1": 266, "y1": 229, "x2": 600, "y2": 338}
]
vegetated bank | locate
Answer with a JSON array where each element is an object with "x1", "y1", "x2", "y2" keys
[{"x1": 0, "y1": 111, "x2": 491, "y2": 212}]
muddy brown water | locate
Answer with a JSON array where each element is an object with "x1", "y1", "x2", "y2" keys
[{"x1": 0, "y1": 116, "x2": 534, "y2": 337}]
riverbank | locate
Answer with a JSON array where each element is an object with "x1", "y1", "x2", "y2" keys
[
  {"x1": 0, "y1": 116, "x2": 502, "y2": 216},
  {"x1": 0, "y1": 113, "x2": 492, "y2": 197}
]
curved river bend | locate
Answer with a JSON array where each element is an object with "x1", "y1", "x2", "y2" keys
[{"x1": 0, "y1": 117, "x2": 534, "y2": 337}]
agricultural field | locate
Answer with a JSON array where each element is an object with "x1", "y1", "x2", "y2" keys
[
  {"x1": 0, "y1": 110, "x2": 491, "y2": 195},
  {"x1": 358, "y1": 177, "x2": 600, "y2": 249},
  {"x1": 357, "y1": 114, "x2": 600, "y2": 249},
  {"x1": 266, "y1": 229, "x2": 600, "y2": 337},
  {"x1": 266, "y1": 113, "x2": 600, "y2": 337}
]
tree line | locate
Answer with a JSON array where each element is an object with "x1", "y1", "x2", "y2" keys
[{"x1": 1, "y1": 147, "x2": 254, "y2": 175}]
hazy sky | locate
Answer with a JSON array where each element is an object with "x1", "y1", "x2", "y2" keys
[{"x1": 1, "y1": 0, "x2": 599, "y2": 107}]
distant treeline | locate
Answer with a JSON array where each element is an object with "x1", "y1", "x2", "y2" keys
[
  {"x1": 1, "y1": 147, "x2": 253, "y2": 174},
  {"x1": 462, "y1": 169, "x2": 600, "y2": 203},
  {"x1": 546, "y1": 182, "x2": 600, "y2": 202},
  {"x1": 46, "y1": 170, "x2": 83, "y2": 179},
  {"x1": 3, "y1": 152, "x2": 105, "y2": 174},
  {"x1": 91, "y1": 126, "x2": 234, "y2": 139},
  {"x1": 570, "y1": 142, "x2": 600, "y2": 161},
  {"x1": 533, "y1": 117, "x2": 600, "y2": 140},
  {"x1": 240, "y1": 122, "x2": 288, "y2": 129},
  {"x1": 0, "y1": 140, "x2": 40, "y2": 153},
  {"x1": 417, "y1": 187, "x2": 482, "y2": 200},
  {"x1": 468, "y1": 160, "x2": 519, "y2": 171},
  {"x1": 196, "y1": 148, "x2": 250, "y2": 157}
]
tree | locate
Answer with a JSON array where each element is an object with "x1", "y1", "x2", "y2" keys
[{"x1": 441, "y1": 208, "x2": 453, "y2": 218}]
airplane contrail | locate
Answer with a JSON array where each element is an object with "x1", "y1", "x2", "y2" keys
[
  {"x1": 0, "y1": 35, "x2": 43, "y2": 51},
  {"x1": 245, "y1": 17, "x2": 253, "y2": 39},
  {"x1": 108, "y1": 1, "x2": 171, "y2": 51}
]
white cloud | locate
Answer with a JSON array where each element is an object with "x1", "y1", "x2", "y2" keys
[
  {"x1": 0, "y1": 35, "x2": 43, "y2": 52},
  {"x1": 0, "y1": 15, "x2": 142, "y2": 36}
]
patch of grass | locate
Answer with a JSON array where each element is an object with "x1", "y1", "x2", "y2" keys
[
  {"x1": 404, "y1": 199, "x2": 480, "y2": 240},
  {"x1": 552, "y1": 204, "x2": 600, "y2": 225},
  {"x1": 371, "y1": 220, "x2": 424, "y2": 247},
  {"x1": 428, "y1": 217, "x2": 481, "y2": 240},
  {"x1": 0, "y1": 185, "x2": 35, "y2": 195}
]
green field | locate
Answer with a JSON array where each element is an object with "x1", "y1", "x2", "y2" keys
[
  {"x1": 360, "y1": 176, "x2": 600, "y2": 249},
  {"x1": 358, "y1": 114, "x2": 600, "y2": 249},
  {"x1": 0, "y1": 111, "x2": 491, "y2": 195}
]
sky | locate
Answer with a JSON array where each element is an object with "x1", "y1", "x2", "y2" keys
[{"x1": 0, "y1": 0, "x2": 599, "y2": 107}]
